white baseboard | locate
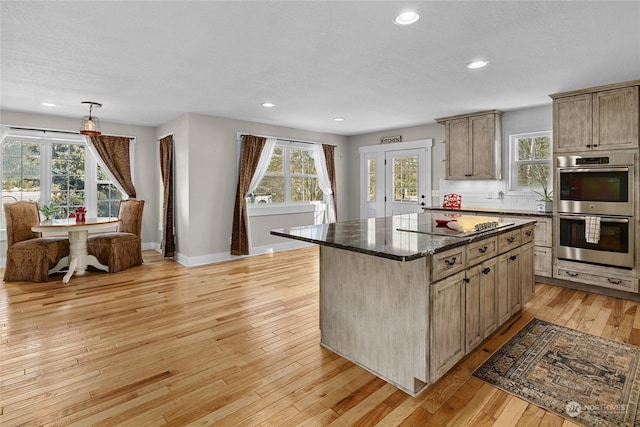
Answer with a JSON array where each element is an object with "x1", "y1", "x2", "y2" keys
[{"x1": 173, "y1": 240, "x2": 313, "y2": 267}]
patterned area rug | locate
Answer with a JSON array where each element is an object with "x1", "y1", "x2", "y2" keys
[{"x1": 473, "y1": 318, "x2": 640, "y2": 427}]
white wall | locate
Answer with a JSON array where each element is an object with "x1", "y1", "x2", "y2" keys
[
  {"x1": 346, "y1": 123, "x2": 446, "y2": 220},
  {"x1": 157, "y1": 113, "x2": 348, "y2": 266},
  {"x1": 0, "y1": 110, "x2": 159, "y2": 248},
  {"x1": 345, "y1": 104, "x2": 553, "y2": 217},
  {"x1": 437, "y1": 104, "x2": 553, "y2": 210}
]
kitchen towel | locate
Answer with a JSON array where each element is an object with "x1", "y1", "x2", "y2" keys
[{"x1": 585, "y1": 216, "x2": 601, "y2": 244}]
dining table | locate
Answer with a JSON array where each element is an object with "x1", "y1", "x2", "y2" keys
[{"x1": 32, "y1": 217, "x2": 120, "y2": 283}]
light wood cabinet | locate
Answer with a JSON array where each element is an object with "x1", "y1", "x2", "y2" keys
[
  {"x1": 497, "y1": 247, "x2": 521, "y2": 323},
  {"x1": 430, "y1": 271, "x2": 465, "y2": 382},
  {"x1": 552, "y1": 82, "x2": 639, "y2": 153},
  {"x1": 521, "y1": 242, "x2": 535, "y2": 303},
  {"x1": 436, "y1": 110, "x2": 503, "y2": 180},
  {"x1": 466, "y1": 257, "x2": 498, "y2": 355}
]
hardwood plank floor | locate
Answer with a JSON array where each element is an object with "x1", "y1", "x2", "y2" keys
[{"x1": 0, "y1": 246, "x2": 635, "y2": 426}]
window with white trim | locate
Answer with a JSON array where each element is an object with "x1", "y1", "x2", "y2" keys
[
  {"x1": 1, "y1": 130, "x2": 124, "y2": 231},
  {"x1": 246, "y1": 142, "x2": 322, "y2": 205},
  {"x1": 509, "y1": 131, "x2": 552, "y2": 198}
]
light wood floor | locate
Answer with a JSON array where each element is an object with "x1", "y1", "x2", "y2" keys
[{"x1": 1, "y1": 246, "x2": 637, "y2": 426}]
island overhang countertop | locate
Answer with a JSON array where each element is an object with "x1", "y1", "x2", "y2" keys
[{"x1": 271, "y1": 212, "x2": 536, "y2": 261}]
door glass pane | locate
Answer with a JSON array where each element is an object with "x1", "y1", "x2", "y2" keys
[
  {"x1": 393, "y1": 155, "x2": 418, "y2": 202},
  {"x1": 367, "y1": 159, "x2": 376, "y2": 202}
]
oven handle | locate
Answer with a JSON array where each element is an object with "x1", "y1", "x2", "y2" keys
[
  {"x1": 558, "y1": 167, "x2": 630, "y2": 174},
  {"x1": 558, "y1": 215, "x2": 630, "y2": 224}
]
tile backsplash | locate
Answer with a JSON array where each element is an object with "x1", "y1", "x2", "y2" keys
[{"x1": 439, "y1": 179, "x2": 540, "y2": 210}]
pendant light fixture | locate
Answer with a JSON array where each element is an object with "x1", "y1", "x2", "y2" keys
[{"x1": 79, "y1": 101, "x2": 102, "y2": 136}]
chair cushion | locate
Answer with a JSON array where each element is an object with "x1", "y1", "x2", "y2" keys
[
  {"x1": 87, "y1": 232, "x2": 142, "y2": 273},
  {"x1": 4, "y1": 237, "x2": 70, "y2": 282}
]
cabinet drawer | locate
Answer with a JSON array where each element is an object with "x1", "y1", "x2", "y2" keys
[
  {"x1": 432, "y1": 246, "x2": 466, "y2": 281},
  {"x1": 466, "y1": 236, "x2": 497, "y2": 266},
  {"x1": 556, "y1": 268, "x2": 638, "y2": 292},
  {"x1": 498, "y1": 229, "x2": 521, "y2": 253},
  {"x1": 521, "y1": 225, "x2": 535, "y2": 244}
]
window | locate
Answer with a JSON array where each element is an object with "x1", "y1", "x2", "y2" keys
[
  {"x1": 510, "y1": 131, "x2": 552, "y2": 198},
  {"x1": 1, "y1": 130, "x2": 124, "y2": 231},
  {"x1": 247, "y1": 142, "x2": 322, "y2": 205}
]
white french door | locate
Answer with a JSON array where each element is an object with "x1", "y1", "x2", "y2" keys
[
  {"x1": 359, "y1": 139, "x2": 432, "y2": 219},
  {"x1": 385, "y1": 148, "x2": 428, "y2": 217}
]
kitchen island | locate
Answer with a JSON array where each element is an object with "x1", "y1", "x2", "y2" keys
[{"x1": 271, "y1": 212, "x2": 536, "y2": 396}]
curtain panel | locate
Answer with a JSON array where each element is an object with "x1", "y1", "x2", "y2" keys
[
  {"x1": 311, "y1": 145, "x2": 336, "y2": 224},
  {"x1": 231, "y1": 135, "x2": 267, "y2": 255},
  {"x1": 89, "y1": 135, "x2": 137, "y2": 198},
  {"x1": 159, "y1": 135, "x2": 175, "y2": 258},
  {"x1": 322, "y1": 144, "x2": 337, "y2": 221}
]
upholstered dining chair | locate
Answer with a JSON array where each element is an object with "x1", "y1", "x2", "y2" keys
[
  {"x1": 3, "y1": 201, "x2": 70, "y2": 282},
  {"x1": 87, "y1": 199, "x2": 145, "y2": 273}
]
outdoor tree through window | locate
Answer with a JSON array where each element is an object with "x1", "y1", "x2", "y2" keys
[
  {"x1": 511, "y1": 132, "x2": 552, "y2": 198},
  {"x1": 247, "y1": 144, "x2": 322, "y2": 205}
]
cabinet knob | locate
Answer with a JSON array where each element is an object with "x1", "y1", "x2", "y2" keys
[
  {"x1": 463, "y1": 277, "x2": 470, "y2": 283},
  {"x1": 507, "y1": 237, "x2": 515, "y2": 243},
  {"x1": 509, "y1": 255, "x2": 517, "y2": 261},
  {"x1": 593, "y1": 144, "x2": 598, "y2": 147},
  {"x1": 482, "y1": 267, "x2": 491, "y2": 274}
]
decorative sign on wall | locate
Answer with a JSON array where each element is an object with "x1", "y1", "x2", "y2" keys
[{"x1": 380, "y1": 135, "x2": 402, "y2": 144}]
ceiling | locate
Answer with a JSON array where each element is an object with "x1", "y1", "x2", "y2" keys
[{"x1": 1, "y1": 1, "x2": 639, "y2": 136}]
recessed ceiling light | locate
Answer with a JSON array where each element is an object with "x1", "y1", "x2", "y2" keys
[
  {"x1": 467, "y1": 60, "x2": 489, "y2": 69},
  {"x1": 333, "y1": 117, "x2": 345, "y2": 122},
  {"x1": 394, "y1": 11, "x2": 419, "y2": 26},
  {"x1": 40, "y1": 102, "x2": 56, "y2": 107},
  {"x1": 261, "y1": 102, "x2": 275, "y2": 108}
]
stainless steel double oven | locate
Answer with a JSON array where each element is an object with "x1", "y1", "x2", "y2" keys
[{"x1": 555, "y1": 152, "x2": 636, "y2": 269}]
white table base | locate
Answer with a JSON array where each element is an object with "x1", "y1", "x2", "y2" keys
[{"x1": 48, "y1": 230, "x2": 109, "y2": 283}]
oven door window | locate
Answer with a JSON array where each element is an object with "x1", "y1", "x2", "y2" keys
[
  {"x1": 559, "y1": 170, "x2": 629, "y2": 202},
  {"x1": 559, "y1": 217, "x2": 629, "y2": 253}
]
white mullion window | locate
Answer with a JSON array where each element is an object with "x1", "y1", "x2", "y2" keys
[
  {"x1": 509, "y1": 131, "x2": 552, "y2": 197},
  {"x1": 1, "y1": 129, "x2": 124, "y2": 233},
  {"x1": 246, "y1": 141, "x2": 322, "y2": 206}
]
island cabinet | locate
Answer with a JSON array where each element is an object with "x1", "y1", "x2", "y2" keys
[
  {"x1": 272, "y1": 213, "x2": 536, "y2": 396},
  {"x1": 551, "y1": 81, "x2": 639, "y2": 153},
  {"x1": 436, "y1": 109, "x2": 503, "y2": 180}
]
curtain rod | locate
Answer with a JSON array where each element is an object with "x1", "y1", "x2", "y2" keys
[
  {"x1": 9, "y1": 126, "x2": 134, "y2": 139},
  {"x1": 237, "y1": 132, "x2": 337, "y2": 147}
]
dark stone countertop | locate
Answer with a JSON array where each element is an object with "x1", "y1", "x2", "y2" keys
[
  {"x1": 271, "y1": 212, "x2": 536, "y2": 262},
  {"x1": 424, "y1": 206, "x2": 553, "y2": 218}
]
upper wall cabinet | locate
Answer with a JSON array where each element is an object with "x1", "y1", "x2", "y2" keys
[
  {"x1": 436, "y1": 110, "x2": 503, "y2": 180},
  {"x1": 551, "y1": 81, "x2": 640, "y2": 153}
]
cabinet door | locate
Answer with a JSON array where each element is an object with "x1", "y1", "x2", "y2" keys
[
  {"x1": 430, "y1": 272, "x2": 465, "y2": 382},
  {"x1": 479, "y1": 257, "x2": 497, "y2": 339},
  {"x1": 446, "y1": 118, "x2": 470, "y2": 179},
  {"x1": 508, "y1": 248, "x2": 521, "y2": 315},
  {"x1": 534, "y1": 246, "x2": 552, "y2": 277},
  {"x1": 521, "y1": 242, "x2": 535, "y2": 303},
  {"x1": 554, "y1": 93, "x2": 592, "y2": 152},
  {"x1": 465, "y1": 266, "x2": 482, "y2": 354},
  {"x1": 496, "y1": 253, "x2": 510, "y2": 325},
  {"x1": 468, "y1": 114, "x2": 496, "y2": 179},
  {"x1": 593, "y1": 86, "x2": 639, "y2": 150}
]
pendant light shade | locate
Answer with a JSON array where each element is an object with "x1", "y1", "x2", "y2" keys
[{"x1": 80, "y1": 101, "x2": 102, "y2": 136}]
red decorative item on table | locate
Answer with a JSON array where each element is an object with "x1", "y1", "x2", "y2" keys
[
  {"x1": 442, "y1": 193, "x2": 462, "y2": 209},
  {"x1": 75, "y1": 207, "x2": 87, "y2": 222}
]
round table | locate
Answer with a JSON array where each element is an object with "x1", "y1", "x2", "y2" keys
[{"x1": 32, "y1": 217, "x2": 120, "y2": 283}]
